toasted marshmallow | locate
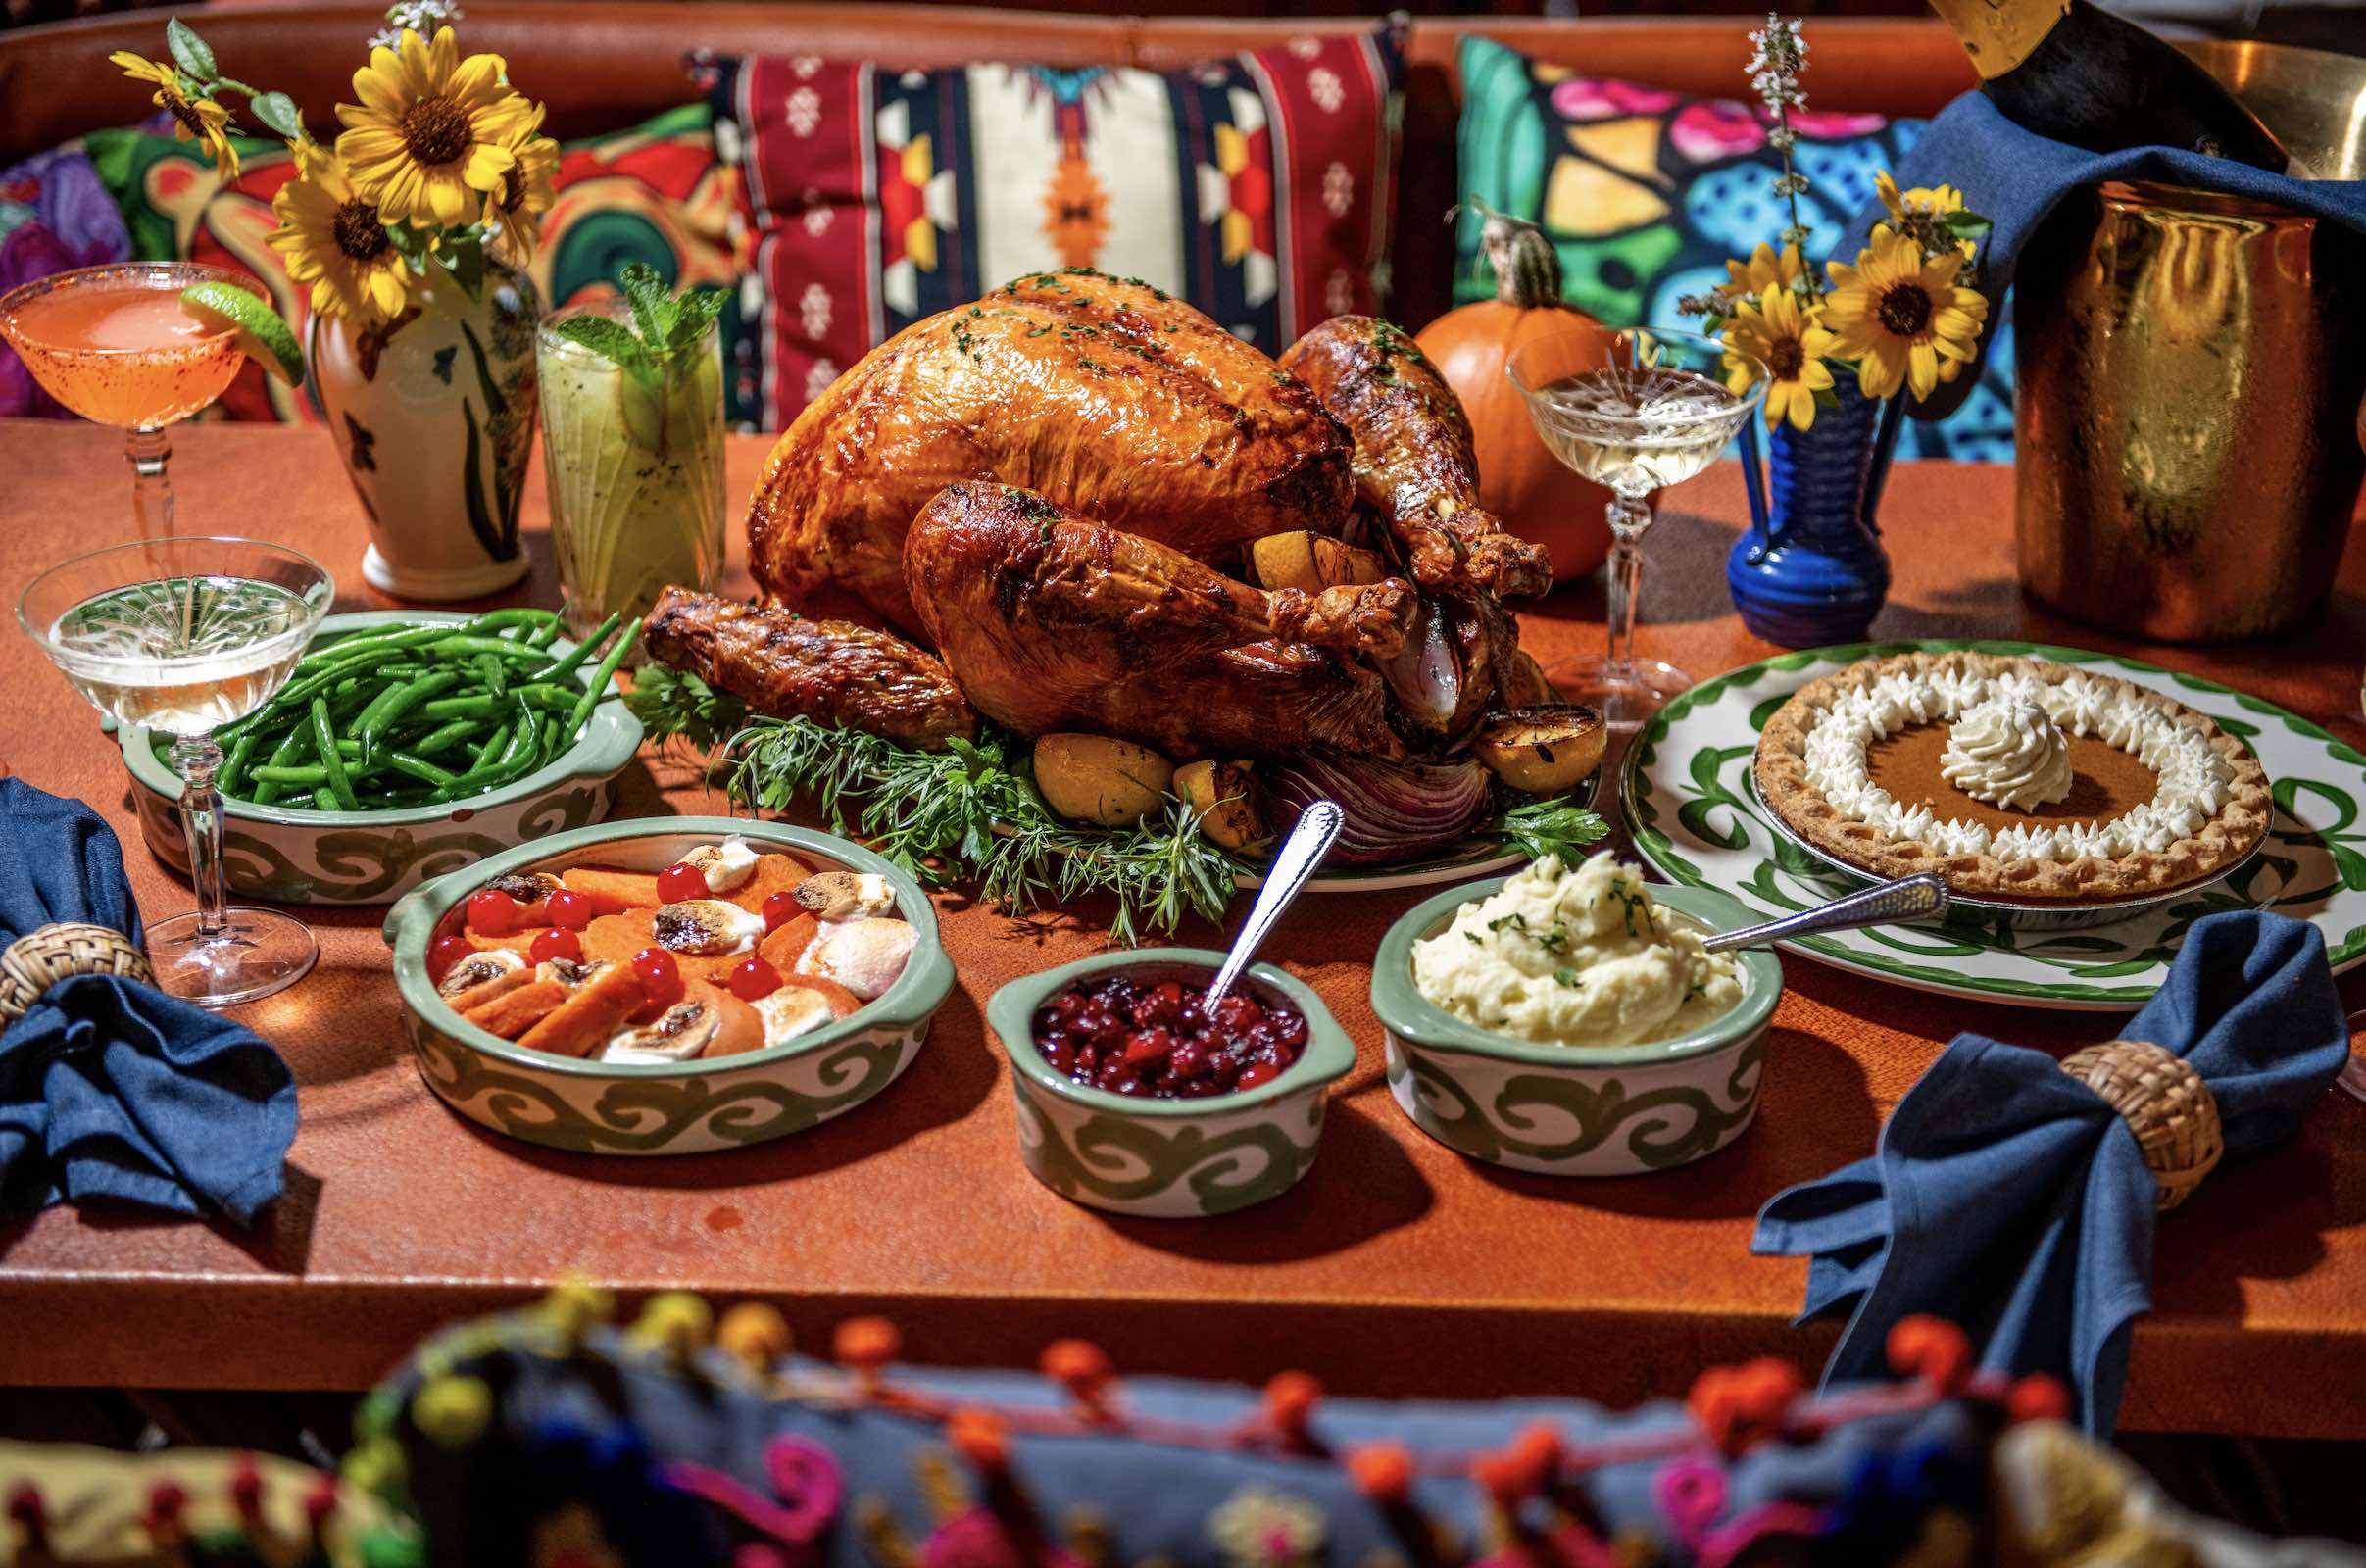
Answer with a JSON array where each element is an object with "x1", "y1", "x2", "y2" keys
[
  {"x1": 799, "y1": 917, "x2": 916, "y2": 1001},
  {"x1": 654, "y1": 898, "x2": 768, "y2": 956},
  {"x1": 679, "y1": 835, "x2": 759, "y2": 894},
  {"x1": 754, "y1": 985, "x2": 836, "y2": 1047}
]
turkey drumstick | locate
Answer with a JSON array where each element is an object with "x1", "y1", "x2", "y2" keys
[{"x1": 1281, "y1": 317, "x2": 1553, "y2": 601}]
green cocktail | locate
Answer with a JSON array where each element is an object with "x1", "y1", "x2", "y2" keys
[{"x1": 536, "y1": 290, "x2": 725, "y2": 643}]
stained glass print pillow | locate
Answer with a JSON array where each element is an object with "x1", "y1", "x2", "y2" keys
[
  {"x1": 1454, "y1": 34, "x2": 2013, "y2": 463},
  {"x1": 696, "y1": 25, "x2": 1403, "y2": 431}
]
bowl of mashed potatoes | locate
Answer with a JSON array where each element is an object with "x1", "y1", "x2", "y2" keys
[{"x1": 1369, "y1": 853, "x2": 1781, "y2": 1176}]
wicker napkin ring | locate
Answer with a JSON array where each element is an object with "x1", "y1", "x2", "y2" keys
[
  {"x1": 0, "y1": 921, "x2": 155, "y2": 1025},
  {"x1": 2059, "y1": 1039, "x2": 2225, "y2": 1212}
]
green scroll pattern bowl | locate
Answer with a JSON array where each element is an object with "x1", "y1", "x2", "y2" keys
[
  {"x1": 382, "y1": 817, "x2": 955, "y2": 1155},
  {"x1": 986, "y1": 950, "x2": 1356, "y2": 1218},
  {"x1": 120, "y1": 611, "x2": 642, "y2": 906},
  {"x1": 1370, "y1": 879, "x2": 1783, "y2": 1177}
]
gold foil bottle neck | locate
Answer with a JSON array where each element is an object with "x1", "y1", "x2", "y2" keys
[{"x1": 1927, "y1": 0, "x2": 2076, "y2": 79}]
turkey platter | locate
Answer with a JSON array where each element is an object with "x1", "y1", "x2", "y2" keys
[{"x1": 635, "y1": 270, "x2": 1606, "y2": 923}]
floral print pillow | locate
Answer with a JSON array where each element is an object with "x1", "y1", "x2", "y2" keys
[
  {"x1": 1453, "y1": 35, "x2": 2014, "y2": 463},
  {"x1": 0, "y1": 142, "x2": 134, "y2": 418}
]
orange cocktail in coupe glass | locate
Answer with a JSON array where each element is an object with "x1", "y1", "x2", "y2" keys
[{"x1": 0, "y1": 263, "x2": 264, "y2": 539}]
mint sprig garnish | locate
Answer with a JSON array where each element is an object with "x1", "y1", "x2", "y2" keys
[{"x1": 552, "y1": 261, "x2": 725, "y2": 387}]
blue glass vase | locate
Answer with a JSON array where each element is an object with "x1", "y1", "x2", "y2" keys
[{"x1": 1727, "y1": 377, "x2": 1901, "y2": 648}]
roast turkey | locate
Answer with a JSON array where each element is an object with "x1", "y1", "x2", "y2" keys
[{"x1": 699, "y1": 269, "x2": 1562, "y2": 770}]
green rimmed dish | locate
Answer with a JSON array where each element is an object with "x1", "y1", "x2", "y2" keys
[
  {"x1": 382, "y1": 817, "x2": 955, "y2": 1155},
  {"x1": 119, "y1": 611, "x2": 642, "y2": 906},
  {"x1": 1371, "y1": 878, "x2": 1782, "y2": 1176},
  {"x1": 986, "y1": 950, "x2": 1356, "y2": 1218},
  {"x1": 1622, "y1": 637, "x2": 2366, "y2": 1010}
]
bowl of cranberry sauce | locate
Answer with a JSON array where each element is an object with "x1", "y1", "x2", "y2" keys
[{"x1": 988, "y1": 951, "x2": 1355, "y2": 1219}]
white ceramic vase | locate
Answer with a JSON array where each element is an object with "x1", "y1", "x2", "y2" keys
[{"x1": 310, "y1": 254, "x2": 541, "y2": 601}]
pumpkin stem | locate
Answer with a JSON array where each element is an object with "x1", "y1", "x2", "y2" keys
[{"x1": 1467, "y1": 198, "x2": 1562, "y2": 312}]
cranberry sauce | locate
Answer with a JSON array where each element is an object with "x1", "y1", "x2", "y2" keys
[{"x1": 1034, "y1": 971, "x2": 1309, "y2": 1100}]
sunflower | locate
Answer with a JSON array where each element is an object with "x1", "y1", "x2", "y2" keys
[
  {"x1": 1722, "y1": 285, "x2": 1837, "y2": 431},
  {"x1": 111, "y1": 53, "x2": 241, "y2": 180},
  {"x1": 485, "y1": 104, "x2": 560, "y2": 262},
  {"x1": 1821, "y1": 224, "x2": 1988, "y2": 402},
  {"x1": 1720, "y1": 241, "x2": 1804, "y2": 302},
  {"x1": 1876, "y1": 170, "x2": 1977, "y2": 259},
  {"x1": 334, "y1": 26, "x2": 535, "y2": 228},
  {"x1": 268, "y1": 143, "x2": 417, "y2": 324}
]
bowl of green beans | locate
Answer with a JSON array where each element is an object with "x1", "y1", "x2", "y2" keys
[{"x1": 118, "y1": 608, "x2": 645, "y2": 906}]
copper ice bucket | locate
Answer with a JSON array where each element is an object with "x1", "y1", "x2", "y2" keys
[{"x1": 2014, "y1": 42, "x2": 2366, "y2": 643}]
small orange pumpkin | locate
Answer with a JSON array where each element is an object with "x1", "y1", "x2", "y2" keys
[{"x1": 1414, "y1": 205, "x2": 1612, "y2": 582}]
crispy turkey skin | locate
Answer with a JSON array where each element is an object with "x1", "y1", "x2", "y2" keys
[{"x1": 748, "y1": 270, "x2": 1355, "y2": 633}]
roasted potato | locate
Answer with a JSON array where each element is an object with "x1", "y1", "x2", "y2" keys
[
  {"x1": 1032, "y1": 733, "x2": 1174, "y2": 826},
  {"x1": 1250, "y1": 531, "x2": 1392, "y2": 593},
  {"x1": 1174, "y1": 760, "x2": 1268, "y2": 851},
  {"x1": 1473, "y1": 705, "x2": 1608, "y2": 797}
]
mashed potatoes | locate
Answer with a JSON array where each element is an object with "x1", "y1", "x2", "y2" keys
[{"x1": 1410, "y1": 854, "x2": 1744, "y2": 1049}]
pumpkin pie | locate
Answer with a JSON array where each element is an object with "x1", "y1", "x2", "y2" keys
[{"x1": 1752, "y1": 652, "x2": 2272, "y2": 903}]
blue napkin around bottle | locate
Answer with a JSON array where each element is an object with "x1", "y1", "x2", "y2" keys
[
  {"x1": 1752, "y1": 911, "x2": 2348, "y2": 1438},
  {"x1": 0, "y1": 778, "x2": 295, "y2": 1226},
  {"x1": 1853, "y1": 90, "x2": 2366, "y2": 419}
]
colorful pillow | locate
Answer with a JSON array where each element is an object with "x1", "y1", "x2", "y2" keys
[
  {"x1": 697, "y1": 26, "x2": 1404, "y2": 430},
  {"x1": 1, "y1": 141, "x2": 134, "y2": 418},
  {"x1": 1454, "y1": 34, "x2": 2014, "y2": 463},
  {"x1": 83, "y1": 105, "x2": 742, "y2": 424}
]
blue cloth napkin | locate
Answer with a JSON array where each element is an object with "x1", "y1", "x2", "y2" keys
[
  {"x1": 1849, "y1": 90, "x2": 2366, "y2": 419},
  {"x1": 1753, "y1": 911, "x2": 2348, "y2": 1438},
  {"x1": 0, "y1": 778, "x2": 295, "y2": 1225}
]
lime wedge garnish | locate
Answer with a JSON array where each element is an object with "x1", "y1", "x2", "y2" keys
[{"x1": 181, "y1": 281, "x2": 305, "y2": 387}]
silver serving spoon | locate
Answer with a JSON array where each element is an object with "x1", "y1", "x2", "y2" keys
[
  {"x1": 1700, "y1": 872, "x2": 1951, "y2": 954},
  {"x1": 1202, "y1": 800, "x2": 1344, "y2": 1007}
]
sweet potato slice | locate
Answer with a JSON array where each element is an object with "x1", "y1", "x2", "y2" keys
[
  {"x1": 724, "y1": 853, "x2": 813, "y2": 913},
  {"x1": 444, "y1": 968, "x2": 531, "y2": 1014},
  {"x1": 778, "y1": 973, "x2": 863, "y2": 1020},
  {"x1": 468, "y1": 928, "x2": 547, "y2": 956},
  {"x1": 581, "y1": 908, "x2": 656, "y2": 967},
  {"x1": 517, "y1": 964, "x2": 652, "y2": 1058},
  {"x1": 694, "y1": 979, "x2": 767, "y2": 1057},
  {"x1": 462, "y1": 979, "x2": 568, "y2": 1040},
  {"x1": 758, "y1": 912, "x2": 819, "y2": 973},
  {"x1": 560, "y1": 866, "x2": 665, "y2": 912}
]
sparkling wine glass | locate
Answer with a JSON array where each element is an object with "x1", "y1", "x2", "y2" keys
[
  {"x1": 0, "y1": 263, "x2": 263, "y2": 541},
  {"x1": 1507, "y1": 325, "x2": 1766, "y2": 729},
  {"x1": 20, "y1": 538, "x2": 333, "y2": 1007}
]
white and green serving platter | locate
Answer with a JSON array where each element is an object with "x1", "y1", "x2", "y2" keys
[{"x1": 1622, "y1": 639, "x2": 2366, "y2": 1011}]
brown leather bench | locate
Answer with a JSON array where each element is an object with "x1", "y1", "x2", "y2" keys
[{"x1": 0, "y1": 2, "x2": 1976, "y2": 324}]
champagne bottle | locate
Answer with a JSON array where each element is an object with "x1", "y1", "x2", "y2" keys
[{"x1": 1927, "y1": 0, "x2": 2288, "y2": 171}]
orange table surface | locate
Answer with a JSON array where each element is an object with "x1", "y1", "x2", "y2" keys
[{"x1": 1, "y1": 419, "x2": 2361, "y2": 1439}]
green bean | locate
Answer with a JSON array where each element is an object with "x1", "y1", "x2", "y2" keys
[
  {"x1": 384, "y1": 751, "x2": 459, "y2": 789},
  {"x1": 312, "y1": 697, "x2": 360, "y2": 811},
  {"x1": 217, "y1": 732, "x2": 259, "y2": 796},
  {"x1": 253, "y1": 764, "x2": 332, "y2": 785},
  {"x1": 347, "y1": 678, "x2": 412, "y2": 744},
  {"x1": 475, "y1": 651, "x2": 508, "y2": 699},
  {"x1": 535, "y1": 611, "x2": 621, "y2": 684},
  {"x1": 463, "y1": 608, "x2": 560, "y2": 637},
  {"x1": 359, "y1": 668, "x2": 461, "y2": 763},
  {"x1": 423, "y1": 635, "x2": 548, "y2": 662},
  {"x1": 562, "y1": 616, "x2": 641, "y2": 743},
  {"x1": 525, "y1": 619, "x2": 562, "y2": 650},
  {"x1": 289, "y1": 622, "x2": 453, "y2": 673},
  {"x1": 408, "y1": 718, "x2": 485, "y2": 756},
  {"x1": 311, "y1": 788, "x2": 340, "y2": 812},
  {"x1": 253, "y1": 780, "x2": 282, "y2": 807},
  {"x1": 471, "y1": 723, "x2": 514, "y2": 771},
  {"x1": 416, "y1": 694, "x2": 503, "y2": 724}
]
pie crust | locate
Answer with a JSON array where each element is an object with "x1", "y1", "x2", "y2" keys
[{"x1": 1752, "y1": 652, "x2": 2273, "y2": 902}]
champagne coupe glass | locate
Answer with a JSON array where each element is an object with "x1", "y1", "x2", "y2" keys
[
  {"x1": 1507, "y1": 324, "x2": 1767, "y2": 729},
  {"x1": 20, "y1": 537, "x2": 333, "y2": 1007},
  {"x1": 0, "y1": 263, "x2": 264, "y2": 541}
]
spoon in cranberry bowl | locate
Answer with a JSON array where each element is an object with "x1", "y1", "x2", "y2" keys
[{"x1": 1203, "y1": 800, "x2": 1343, "y2": 1009}]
